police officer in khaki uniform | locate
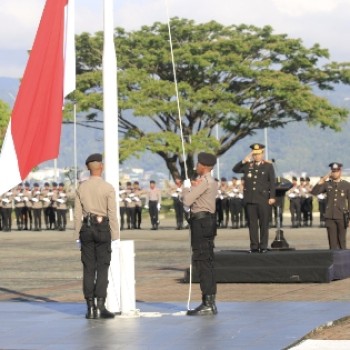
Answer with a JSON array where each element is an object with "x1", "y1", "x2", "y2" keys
[
  {"x1": 75, "y1": 153, "x2": 120, "y2": 319},
  {"x1": 233, "y1": 143, "x2": 276, "y2": 253},
  {"x1": 311, "y1": 162, "x2": 350, "y2": 249},
  {"x1": 182, "y1": 152, "x2": 218, "y2": 316}
]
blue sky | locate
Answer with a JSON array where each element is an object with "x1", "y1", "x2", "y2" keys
[{"x1": 0, "y1": 0, "x2": 349, "y2": 78}]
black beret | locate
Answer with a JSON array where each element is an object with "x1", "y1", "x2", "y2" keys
[
  {"x1": 232, "y1": 176, "x2": 238, "y2": 180},
  {"x1": 33, "y1": 183, "x2": 39, "y2": 187},
  {"x1": 52, "y1": 182, "x2": 58, "y2": 187},
  {"x1": 85, "y1": 153, "x2": 103, "y2": 165},
  {"x1": 198, "y1": 152, "x2": 217, "y2": 167},
  {"x1": 300, "y1": 177, "x2": 305, "y2": 181},
  {"x1": 44, "y1": 182, "x2": 50, "y2": 186},
  {"x1": 292, "y1": 176, "x2": 297, "y2": 181},
  {"x1": 250, "y1": 143, "x2": 265, "y2": 154},
  {"x1": 58, "y1": 182, "x2": 64, "y2": 187},
  {"x1": 329, "y1": 162, "x2": 343, "y2": 171},
  {"x1": 24, "y1": 181, "x2": 30, "y2": 187},
  {"x1": 221, "y1": 177, "x2": 227, "y2": 182}
]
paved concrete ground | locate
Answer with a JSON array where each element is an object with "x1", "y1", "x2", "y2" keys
[{"x1": 1, "y1": 215, "x2": 350, "y2": 349}]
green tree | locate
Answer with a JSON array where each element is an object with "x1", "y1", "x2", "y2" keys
[
  {"x1": 0, "y1": 100, "x2": 11, "y2": 148},
  {"x1": 70, "y1": 18, "x2": 350, "y2": 179}
]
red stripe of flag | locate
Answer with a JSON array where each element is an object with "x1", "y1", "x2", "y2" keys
[{"x1": 11, "y1": 0, "x2": 69, "y2": 179}]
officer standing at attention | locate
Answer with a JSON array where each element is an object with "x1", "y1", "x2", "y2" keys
[
  {"x1": 311, "y1": 162, "x2": 350, "y2": 249},
  {"x1": 182, "y1": 152, "x2": 218, "y2": 316},
  {"x1": 75, "y1": 153, "x2": 120, "y2": 319},
  {"x1": 233, "y1": 143, "x2": 276, "y2": 253}
]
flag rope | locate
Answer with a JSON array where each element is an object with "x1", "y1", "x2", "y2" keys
[{"x1": 164, "y1": 0, "x2": 193, "y2": 312}]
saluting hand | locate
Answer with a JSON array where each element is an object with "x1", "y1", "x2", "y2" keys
[
  {"x1": 243, "y1": 152, "x2": 253, "y2": 164},
  {"x1": 268, "y1": 198, "x2": 276, "y2": 205}
]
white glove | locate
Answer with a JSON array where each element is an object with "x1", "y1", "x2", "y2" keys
[
  {"x1": 176, "y1": 188, "x2": 182, "y2": 193},
  {"x1": 43, "y1": 198, "x2": 50, "y2": 202},
  {"x1": 157, "y1": 203, "x2": 161, "y2": 210},
  {"x1": 56, "y1": 198, "x2": 64, "y2": 203},
  {"x1": 183, "y1": 205, "x2": 191, "y2": 213},
  {"x1": 75, "y1": 239, "x2": 81, "y2": 249},
  {"x1": 144, "y1": 204, "x2": 149, "y2": 209},
  {"x1": 183, "y1": 179, "x2": 191, "y2": 188},
  {"x1": 31, "y1": 198, "x2": 39, "y2": 202},
  {"x1": 111, "y1": 239, "x2": 121, "y2": 250},
  {"x1": 171, "y1": 193, "x2": 179, "y2": 198},
  {"x1": 125, "y1": 198, "x2": 132, "y2": 203}
]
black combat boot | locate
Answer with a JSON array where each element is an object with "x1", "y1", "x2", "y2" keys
[
  {"x1": 95, "y1": 298, "x2": 115, "y2": 319},
  {"x1": 85, "y1": 298, "x2": 96, "y2": 319},
  {"x1": 187, "y1": 294, "x2": 218, "y2": 316}
]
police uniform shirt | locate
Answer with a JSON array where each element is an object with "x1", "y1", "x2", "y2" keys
[
  {"x1": 182, "y1": 172, "x2": 217, "y2": 214},
  {"x1": 233, "y1": 160, "x2": 276, "y2": 203},
  {"x1": 74, "y1": 176, "x2": 119, "y2": 240},
  {"x1": 147, "y1": 187, "x2": 161, "y2": 202},
  {"x1": 311, "y1": 179, "x2": 350, "y2": 220}
]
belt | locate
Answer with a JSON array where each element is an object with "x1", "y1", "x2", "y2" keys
[
  {"x1": 83, "y1": 214, "x2": 109, "y2": 225},
  {"x1": 190, "y1": 211, "x2": 215, "y2": 221}
]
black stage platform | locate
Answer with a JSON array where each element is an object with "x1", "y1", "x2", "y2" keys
[{"x1": 184, "y1": 249, "x2": 350, "y2": 283}]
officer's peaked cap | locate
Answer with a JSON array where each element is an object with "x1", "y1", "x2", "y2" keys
[
  {"x1": 250, "y1": 143, "x2": 265, "y2": 154},
  {"x1": 198, "y1": 152, "x2": 216, "y2": 167},
  {"x1": 85, "y1": 153, "x2": 103, "y2": 165},
  {"x1": 329, "y1": 162, "x2": 343, "y2": 171}
]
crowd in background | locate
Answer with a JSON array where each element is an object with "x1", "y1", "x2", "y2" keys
[{"x1": 0, "y1": 175, "x2": 326, "y2": 232}]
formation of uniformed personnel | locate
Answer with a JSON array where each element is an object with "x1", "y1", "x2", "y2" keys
[
  {"x1": 228, "y1": 176, "x2": 244, "y2": 229},
  {"x1": 233, "y1": 143, "x2": 276, "y2": 253},
  {"x1": 182, "y1": 152, "x2": 218, "y2": 316},
  {"x1": 31, "y1": 182, "x2": 43, "y2": 231},
  {"x1": 13, "y1": 183, "x2": 25, "y2": 230},
  {"x1": 55, "y1": 182, "x2": 68, "y2": 231},
  {"x1": 41, "y1": 182, "x2": 56, "y2": 230},
  {"x1": 311, "y1": 162, "x2": 350, "y2": 249},
  {"x1": 316, "y1": 177, "x2": 327, "y2": 227},
  {"x1": 146, "y1": 180, "x2": 161, "y2": 230},
  {"x1": 74, "y1": 153, "x2": 119, "y2": 319},
  {"x1": 216, "y1": 177, "x2": 230, "y2": 228},
  {"x1": 286, "y1": 176, "x2": 302, "y2": 228},
  {"x1": 1, "y1": 189, "x2": 13, "y2": 231},
  {"x1": 132, "y1": 181, "x2": 144, "y2": 229},
  {"x1": 300, "y1": 177, "x2": 313, "y2": 227},
  {"x1": 169, "y1": 177, "x2": 185, "y2": 230}
]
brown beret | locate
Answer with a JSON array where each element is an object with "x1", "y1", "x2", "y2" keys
[
  {"x1": 198, "y1": 152, "x2": 217, "y2": 167},
  {"x1": 85, "y1": 153, "x2": 103, "y2": 165}
]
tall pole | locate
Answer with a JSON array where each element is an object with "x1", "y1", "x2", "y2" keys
[
  {"x1": 264, "y1": 127, "x2": 269, "y2": 160},
  {"x1": 73, "y1": 103, "x2": 77, "y2": 189},
  {"x1": 103, "y1": 0, "x2": 119, "y2": 194},
  {"x1": 103, "y1": 0, "x2": 136, "y2": 315}
]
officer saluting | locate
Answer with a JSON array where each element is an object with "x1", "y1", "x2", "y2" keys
[
  {"x1": 182, "y1": 152, "x2": 218, "y2": 316},
  {"x1": 233, "y1": 143, "x2": 276, "y2": 253},
  {"x1": 311, "y1": 162, "x2": 350, "y2": 249},
  {"x1": 75, "y1": 153, "x2": 120, "y2": 319}
]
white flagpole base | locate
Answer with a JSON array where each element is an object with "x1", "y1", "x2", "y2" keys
[
  {"x1": 120, "y1": 240, "x2": 136, "y2": 314},
  {"x1": 105, "y1": 240, "x2": 136, "y2": 314},
  {"x1": 105, "y1": 244, "x2": 121, "y2": 313}
]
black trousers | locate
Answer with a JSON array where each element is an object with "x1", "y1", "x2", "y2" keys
[
  {"x1": 57, "y1": 209, "x2": 67, "y2": 229},
  {"x1": 80, "y1": 221, "x2": 112, "y2": 299},
  {"x1": 134, "y1": 206, "x2": 142, "y2": 228},
  {"x1": 290, "y1": 198, "x2": 301, "y2": 225},
  {"x1": 33, "y1": 208, "x2": 42, "y2": 229},
  {"x1": 190, "y1": 215, "x2": 217, "y2": 295},
  {"x1": 229, "y1": 198, "x2": 243, "y2": 225},
  {"x1": 326, "y1": 218, "x2": 347, "y2": 249},
  {"x1": 15, "y1": 207, "x2": 24, "y2": 229},
  {"x1": 246, "y1": 202, "x2": 270, "y2": 250},
  {"x1": 1, "y1": 208, "x2": 12, "y2": 230},
  {"x1": 126, "y1": 207, "x2": 136, "y2": 229},
  {"x1": 149, "y1": 200, "x2": 159, "y2": 226},
  {"x1": 173, "y1": 198, "x2": 184, "y2": 228}
]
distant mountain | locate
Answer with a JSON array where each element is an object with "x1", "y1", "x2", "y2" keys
[{"x1": 1, "y1": 76, "x2": 350, "y2": 179}]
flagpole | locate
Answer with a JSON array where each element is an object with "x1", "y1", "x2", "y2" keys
[{"x1": 103, "y1": 0, "x2": 136, "y2": 315}]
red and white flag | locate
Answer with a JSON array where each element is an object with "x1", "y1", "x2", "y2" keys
[{"x1": 0, "y1": 0, "x2": 75, "y2": 195}]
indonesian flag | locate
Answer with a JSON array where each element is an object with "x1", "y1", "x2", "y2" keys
[{"x1": 0, "y1": 0, "x2": 75, "y2": 196}]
